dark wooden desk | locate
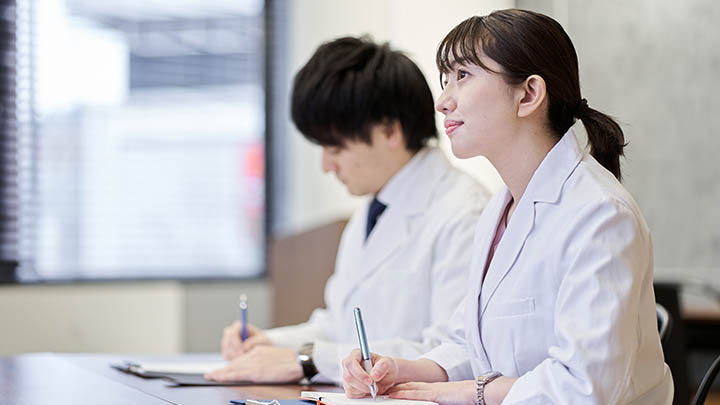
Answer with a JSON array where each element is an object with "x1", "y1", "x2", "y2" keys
[{"x1": 0, "y1": 353, "x2": 337, "y2": 405}]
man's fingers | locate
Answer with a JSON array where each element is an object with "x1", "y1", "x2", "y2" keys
[
  {"x1": 221, "y1": 321, "x2": 247, "y2": 360},
  {"x1": 205, "y1": 365, "x2": 250, "y2": 383},
  {"x1": 240, "y1": 336, "x2": 262, "y2": 352},
  {"x1": 246, "y1": 324, "x2": 261, "y2": 336}
]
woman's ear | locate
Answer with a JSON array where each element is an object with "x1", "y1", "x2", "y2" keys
[{"x1": 516, "y1": 74, "x2": 547, "y2": 118}]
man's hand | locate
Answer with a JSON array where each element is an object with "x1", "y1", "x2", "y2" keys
[
  {"x1": 221, "y1": 322, "x2": 272, "y2": 360},
  {"x1": 205, "y1": 346, "x2": 303, "y2": 383}
]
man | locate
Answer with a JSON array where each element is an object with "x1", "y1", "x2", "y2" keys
[{"x1": 206, "y1": 36, "x2": 490, "y2": 384}]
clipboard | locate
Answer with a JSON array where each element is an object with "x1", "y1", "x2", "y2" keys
[{"x1": 110, "y1": 361, "x2": 251, "y2": 386}]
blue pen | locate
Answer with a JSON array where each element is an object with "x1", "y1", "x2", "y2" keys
[
  {"x1": 239, "y1": 294, "x2": 248, "y2": 341},
  {"x1": 353, "y1": 307, "x2": 377, "y2": 400}
]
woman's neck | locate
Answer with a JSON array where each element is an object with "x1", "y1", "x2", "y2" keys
[{"x1": 491, "y1": 128, "x2": 559, "y2": 219}]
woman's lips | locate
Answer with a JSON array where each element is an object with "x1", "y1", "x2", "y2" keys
[{"x1": 444, "y1": 120, "x2": 463, "y2": 136}]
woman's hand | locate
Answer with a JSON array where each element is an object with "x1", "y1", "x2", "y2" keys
[
  {"x1": 221, "y1": 322, "x2": 272, "y2": 360},
  {"x1": 388, "y1": 376, "x2": 517, "y2": 405},
  {"x1": 388, "y1": 381, "x2": 476, "y2": 405},
  {"x1": 342, "y1": 349, "x2": 400, "y2": 398}
]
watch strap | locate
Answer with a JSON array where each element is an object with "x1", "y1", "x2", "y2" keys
[
  {"x1": 297, "y1": 342, "x2": 319, "y2": 381},
  {"x1": 476, "y1": 371, "x2": 502, "y2": 405}
]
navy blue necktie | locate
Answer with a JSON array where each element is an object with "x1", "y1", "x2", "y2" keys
[{"x1": 365, "y1": 198, "x2": 387, "y2": 240}]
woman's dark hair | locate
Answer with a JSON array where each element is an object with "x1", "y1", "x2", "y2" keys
[
  {"x1": 436, "y1": 9, "x2": 625, "y2": 180},
  {"x1": 292, "y1": 36, "x2": 437, "y2": 152}
]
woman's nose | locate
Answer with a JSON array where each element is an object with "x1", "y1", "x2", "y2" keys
[{"x1": 435, "y1": 87, "x2": 456, "y2": 114}]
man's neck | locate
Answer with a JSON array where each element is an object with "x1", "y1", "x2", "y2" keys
[{"x1": 374, "y1": 147, "x2": 419, "y2": 197}]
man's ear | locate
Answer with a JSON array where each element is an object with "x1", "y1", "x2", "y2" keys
[
  {"x1": 516, "y1": 74, "x2": 547, "y2": 118},
  {"x1": 381, "y1": 120, "x2": 404, "y2": 148}
]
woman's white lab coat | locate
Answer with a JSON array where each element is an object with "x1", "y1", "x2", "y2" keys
[{"x1": 423, "y1": 132, "x2": 674, "y2": 404}]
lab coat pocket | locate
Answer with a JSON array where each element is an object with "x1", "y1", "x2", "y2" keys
[{"x1": 489, "y1": 297, "x2": 536, "y2": 318}]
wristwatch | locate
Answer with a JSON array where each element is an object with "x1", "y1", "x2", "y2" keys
[
  {"x1": 476, "y1": 371, "x2": 502, "y2": 405},
  {"x1": 297, "y1": 343, "x2": 319, "y2": 383}
]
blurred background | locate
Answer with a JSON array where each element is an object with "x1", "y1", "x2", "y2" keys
[{"x1": 0, "y1": 0, "x2": 718, "y2": 399}]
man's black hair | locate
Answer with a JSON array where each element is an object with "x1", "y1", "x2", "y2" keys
[{"x1": 291, "y1": 36, "x2": 437, "y2": 151}]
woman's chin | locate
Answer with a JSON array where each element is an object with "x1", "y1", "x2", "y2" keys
[{"x1": 450, "y1": 143, "x2": 477, "y2": 160}]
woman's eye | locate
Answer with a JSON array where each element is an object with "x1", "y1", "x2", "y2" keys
[{"x1": 457, "y1": 70, "x2": 468, "y2": 80}]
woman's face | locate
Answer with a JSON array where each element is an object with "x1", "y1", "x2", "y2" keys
[{"x1": 435, "y1": 55, "x2": 519, "y2": 160}]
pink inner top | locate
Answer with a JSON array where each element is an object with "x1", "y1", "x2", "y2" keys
[{"x1": 482, "y1": 200, "x2": 513, "y2": 283}]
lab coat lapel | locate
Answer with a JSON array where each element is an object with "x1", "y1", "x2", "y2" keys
[
  {"x1": 468, "y1": 188, "x2": 512, "y2": 301},
  {"x1": 361, "y1": 206, "x2": 410, "y2": 277},
  {"x1": 478, "y1": 130, "x2": 584, "y2": 317},
  {"x1": 479, "y1": 190, "x2": 536, "y2": 317},
  {"x1": 466, "y1": 189, "x2": 512, "y2": 371},
  {"x1": 337, "y1": 205, "x2": 411, "y2": 310}
]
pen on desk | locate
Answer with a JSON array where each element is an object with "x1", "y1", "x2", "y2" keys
[
  {"x1": 353, "y1": 307, "x2": 377, "y2": 400},
  {"x1": 239, "y1": 294, "x2": 248, "y2": 341}
]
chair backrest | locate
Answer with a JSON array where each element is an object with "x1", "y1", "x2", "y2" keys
[
  {"x1": 656, "y1": 303, "x2": 673, "y2": 344},
  {"x1": 269, "y1": 219, "x2": 347, "y2": 327},
  {"x1": 654, "y1": 282, "x2": 690, "y2": 405},
  {"x1": 692, "y1": 353, "x2": 720, "y2": 405}
]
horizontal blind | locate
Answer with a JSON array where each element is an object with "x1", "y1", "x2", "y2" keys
[{"x1": 14, "y1": 0, "x2": 268, "y2": 281}]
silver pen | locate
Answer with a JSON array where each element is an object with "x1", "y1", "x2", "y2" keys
[{"x1": 353, "y1": 307, "x2": 377, "y2": 400}]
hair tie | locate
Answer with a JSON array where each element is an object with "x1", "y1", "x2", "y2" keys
[{"x1": 574, "y1": 98, "x2": 589, "y2": 118}]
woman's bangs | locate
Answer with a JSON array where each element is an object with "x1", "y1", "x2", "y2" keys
[{"x1": 436, "y1": 16, "x2": 490, "y2": 75}]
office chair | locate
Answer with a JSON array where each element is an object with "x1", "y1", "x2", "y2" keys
[
  {"x1": 654, "y1": 283, "x2": 690, "y2": 405},
  {"x1": 656, "y1": 303, "x2": 673, "y2": 345},
  {"x1": 692, "y1": 353, "x2": 720, "y2": 405}
]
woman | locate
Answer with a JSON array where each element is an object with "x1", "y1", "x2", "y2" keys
[{"x1": 341, "y1": 9, "x2": 673, "y2": 405}]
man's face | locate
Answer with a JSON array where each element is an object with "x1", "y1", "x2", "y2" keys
[{"x1": 321, "y1": 125, "x2": 399, "y2": 196}]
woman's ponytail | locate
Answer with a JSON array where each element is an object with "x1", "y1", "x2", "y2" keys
[{"x1": 575, "y1": 99, "x2": 626, "y2": 181}]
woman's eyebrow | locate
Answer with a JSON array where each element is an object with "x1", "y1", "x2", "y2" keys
[{"x1": 447, "y1": 58, "x2": 471, "y2": 71}]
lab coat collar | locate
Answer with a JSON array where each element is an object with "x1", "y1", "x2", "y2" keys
[
  {"x1": 529, "y1": 130, "x2": 584, "y2": 204},
  {"x1": 479, "y1": 130, "x2": 583, "y2": 317},
  {"x1": 376, "y1": 147, "x2": 447, "y2": 215},
  {"x1": 344, "y1": 147, "x2": 452, "y2": 298}
]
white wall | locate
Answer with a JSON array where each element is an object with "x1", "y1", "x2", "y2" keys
[
  {"x1": 278, "y1": 0, "x2": 510, "y2": 235},
  {"x1": 0, "y1": 281, "x2": 272, "y2": 355}
]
